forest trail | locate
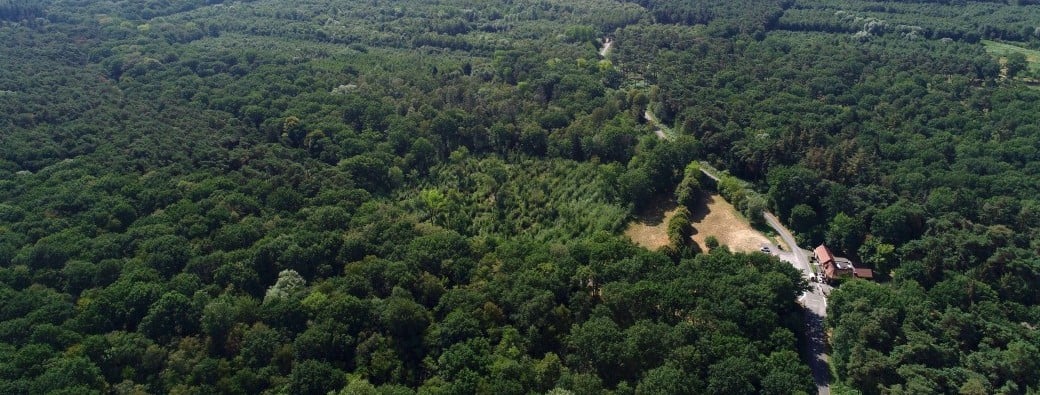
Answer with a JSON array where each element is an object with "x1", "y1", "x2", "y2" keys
[
  {"x1": 599, "y1": 37, "x2": 613, "y2": 57},
  {"x1": 643, "y1": 110, "x2": 672, "y2": 140},
  {"x1": 693, "y1": 161, "x2": 722, "y2": 183},
  {"x1": 764, "y1": 213, "x2": 810, "y2": 273}
]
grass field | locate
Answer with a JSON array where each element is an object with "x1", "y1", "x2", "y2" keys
[{"x1": 982, "y1": 40, "x2": 1040, "y2": 76}]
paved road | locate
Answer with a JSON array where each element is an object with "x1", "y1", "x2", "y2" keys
[
  {"x1": 765, "y1": 212, "x2": 811, "y2": 274},
  {"x1": 764, "y1": 212, "x2": 832, "y2": 395}
]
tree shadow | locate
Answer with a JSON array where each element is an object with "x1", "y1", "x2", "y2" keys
[
  {"x1": 797, "y1": 307, "x2": 832, "y2": 391},
  {"x1": 631, "y1": 194, "x2": 677, "y2": 226},
  {"x1": 687, "y1": 191, "x2": 714, "y2": 223}
]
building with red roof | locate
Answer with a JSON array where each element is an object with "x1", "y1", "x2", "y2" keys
[{"x1": 814, "y1": 244, "x2": 873, "y2": 282}]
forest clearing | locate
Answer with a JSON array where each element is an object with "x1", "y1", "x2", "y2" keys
[
  {"x1": 984, "y1": 40, "x2": 1040, "y2": 75},
  {"x1": 623, "y1": 195, "x2": 677, "y2": 250},
  {"x1": 624, "y1": 192, "x2": 773, "y2": 253}
]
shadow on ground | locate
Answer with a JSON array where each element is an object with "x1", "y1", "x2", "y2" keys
[
  {"x1": 687, "y1": 191, "x2": 714, "y2": 223},
  {"x1": 798, "y1": 307, "x2": 832, "y2": 393},
  {"x1": 632, "y1": 194, "x2": 678, "y2": 226}
]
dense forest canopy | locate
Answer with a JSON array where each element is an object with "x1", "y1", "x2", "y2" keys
[{"x1": 1, "y1": 0, "x2": 1039, "y2": 393}]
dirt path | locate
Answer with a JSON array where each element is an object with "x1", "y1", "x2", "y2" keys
[
  {"x1": 644, "y1": 109, "x2": 673, "y2": 141},
  {"x1": 599, "y1": 37, "x2": 613, "y2": 57}
]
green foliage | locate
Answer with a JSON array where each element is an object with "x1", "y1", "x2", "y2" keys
[
  {"x1": 616, "y1": 167, "x2": 654, "y2": 209},
  {"x1": 983, "y1": 40, "x2": 1040, "y2": 76},
  {"x1": 289, "y1": 360, "x2": 346, "y2": 395},
  {"x1": 139, "y1": 292, "x2": 200, "y2": 343},
  {"x1": 768, "y1": 166, "x2": 821, "y2": 222},
  {"x1": 675, "y1": 162, "x2": 703, "y2": 209},
  {"x1": 869, "y1": 200, "x2": 924, "y2": 245},
  {"x1": 825, "y1": 213, "x2": 865, "y2": 254},
  {"x1": 139, "y1": 235, "x2": 193, "y2": 278},
  {"x1": 564, "y1": 25, "x2": 598, "y2": 44},
  {"x1": 636, "y1": 365, "x2": 696, "y2": 394},
  {"x1": 788, "y1": 204, "x2": 818, "y2": 235},
  {"x1": 265, "y1": 269, "x2": 306, "y2": 302},
  {"x1": 1006, "y1": 52, "x2": 1029, "y2": 78},
  {"x1": 1, "y1": 0, "x2": 1036, "y2": 393},
  {"x1": 32, "y1": 356, "x2": 104, "y2": 394},
  {"x1": 705, "y1": 236, "x2": 720, "y2": 250},
  {"x1": 743, "y1": 193, "x2": 768, "y2": 227},
  {"x1": 666, "y1": 207, "x2": 695, "y2": 253},
  {"x1": 779, "y1": 1, "x2": 1040, "y2": 43},
  {"x1": 567, "y1": 316, "x2": 623, "y2": 380}
]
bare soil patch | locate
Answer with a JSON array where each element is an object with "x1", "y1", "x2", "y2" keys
[
  {"x1": 625, "y1": 192, "x2": 773, "y2": 253},
  {"x1": 689, "y1": 193, "x2": 773, "y2": 253},
  {"x1": 624, "y1": 195, "x2": 678, "y2": 251}
]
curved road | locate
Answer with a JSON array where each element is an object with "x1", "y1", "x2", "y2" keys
[
  {"x1": 764, "y1": 212, "x2": 832, "y2": 395},
  {"x1": 764, "y1": 212, "x2": 811, "y2": 274}
]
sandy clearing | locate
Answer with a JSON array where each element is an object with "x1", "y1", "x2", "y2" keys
[
  {"x1": 625, "y1": 192, "x2": 774, "y2": 253},
  {"x1": 624, "y1": 195, "x2": 679, "y2": 251},
  {"x1": 690, "y1": 193, "x2": 773, "y2": 253}
]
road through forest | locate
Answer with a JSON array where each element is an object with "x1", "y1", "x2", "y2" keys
[
  {"x1": 764, "y1": 212, "x2": 832, "y2": 395},
  {"x1": 631, "y1": 39, "x2": 832, "y2": 394}
]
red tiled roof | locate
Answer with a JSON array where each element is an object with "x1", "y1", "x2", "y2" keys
[
  {"x1": 854, "y1": 268, "x2": 874, "y2": 279},
  {"x1": 824, "y1": 265, "x2": 837, "y2": 279},
  {"x1": 814, "y1": 244, "x2": 834, "y2": 265}
]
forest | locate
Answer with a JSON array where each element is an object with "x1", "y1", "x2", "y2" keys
[{"x1": 1, "y1": 0, "x2": 1039, "y2": 394}]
